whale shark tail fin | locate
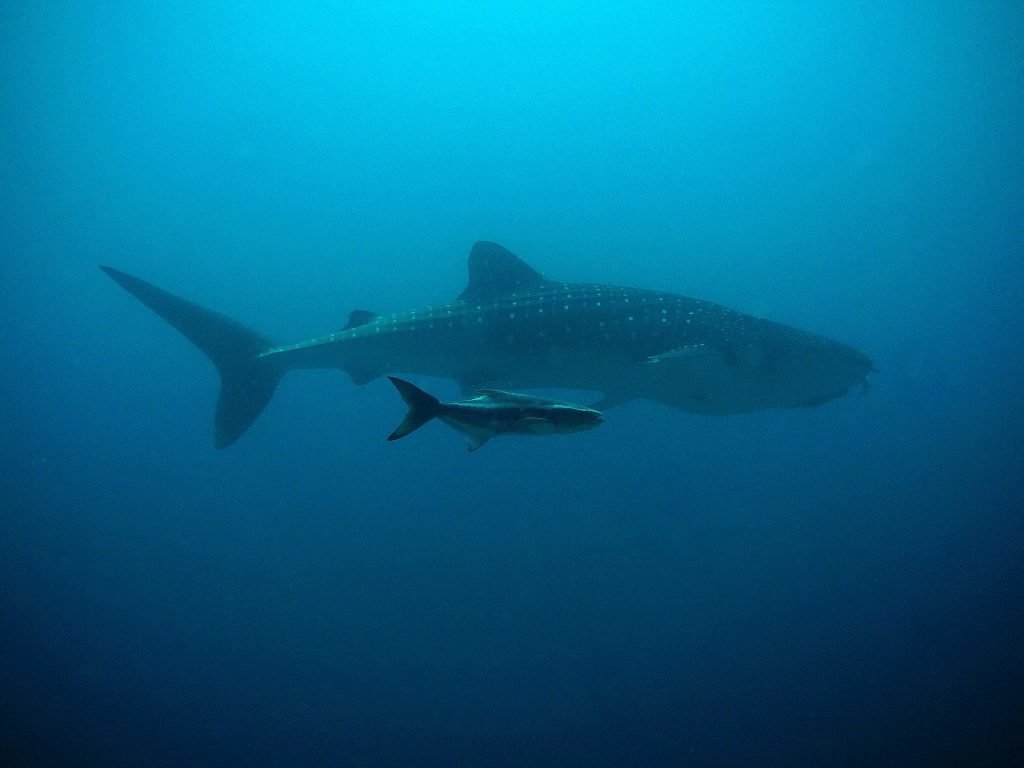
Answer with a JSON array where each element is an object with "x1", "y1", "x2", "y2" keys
[{"x1": 100, "y1": 266, "x2": 283, "y2": 449}]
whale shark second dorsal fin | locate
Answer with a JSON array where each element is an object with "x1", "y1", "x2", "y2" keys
[{"x1": 457, "y1": 241, "x2": 548, "y2": 302}]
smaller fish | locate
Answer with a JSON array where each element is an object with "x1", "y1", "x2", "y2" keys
[{"x1": 386, "y1": 377, "x2": 604, "y2": 451}]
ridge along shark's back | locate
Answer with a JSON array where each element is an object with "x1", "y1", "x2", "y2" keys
[{"x1": 101, "y1": 241, "x2": 873, "y2": 447}]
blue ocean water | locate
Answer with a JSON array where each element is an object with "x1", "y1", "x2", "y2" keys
[{"x1": 2, "y1": 2, "x2": 1022, "y2": 765}]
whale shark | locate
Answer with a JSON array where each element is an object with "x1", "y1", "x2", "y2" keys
[
  {"x1": 100, "y1": 241, "x2": 873, "y2": 448},
  {"x1": 386, "y1": 376, "x2": 604, "y2": 451}
]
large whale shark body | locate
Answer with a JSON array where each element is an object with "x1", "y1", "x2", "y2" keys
[{"x1": 101, "y1": 241, "x2": 873, "y2": 448}]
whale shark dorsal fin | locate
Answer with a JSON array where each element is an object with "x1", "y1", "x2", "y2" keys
[
  {"x1": 342, "y1": 309, "x2": 378, "y2": 330},
  {"x1": 458, "y1": 241, "x2": 548, "y2": 302}
]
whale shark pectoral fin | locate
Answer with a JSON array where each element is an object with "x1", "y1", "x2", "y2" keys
[
  {"x1": 633, "y1": 344, "x2": 740, "y2": 406},
  {"x1": 644, "y1": 345, "x2": 736, "y2": 378},
  {"x1": 645, "y1": 344, "x2": 726, "y2": 365}
]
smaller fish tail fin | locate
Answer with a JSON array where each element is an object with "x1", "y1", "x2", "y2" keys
[
  {"x1": 387, "y1": 377, "x2": 440, "y2": 441},
  {"x1": 100, "y1": 266, "x2": 284, "y2": 449}
]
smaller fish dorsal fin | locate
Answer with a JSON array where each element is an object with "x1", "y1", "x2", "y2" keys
[
  {"x1": 342, "y1": 309, "x2": 378, "y2": 330},
  {"x1": 458, "y1": 241, "x2": 548, "y2": 302},
  {"x1": 474, "y1": 389, "x2": 542, "y2": 405}
]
